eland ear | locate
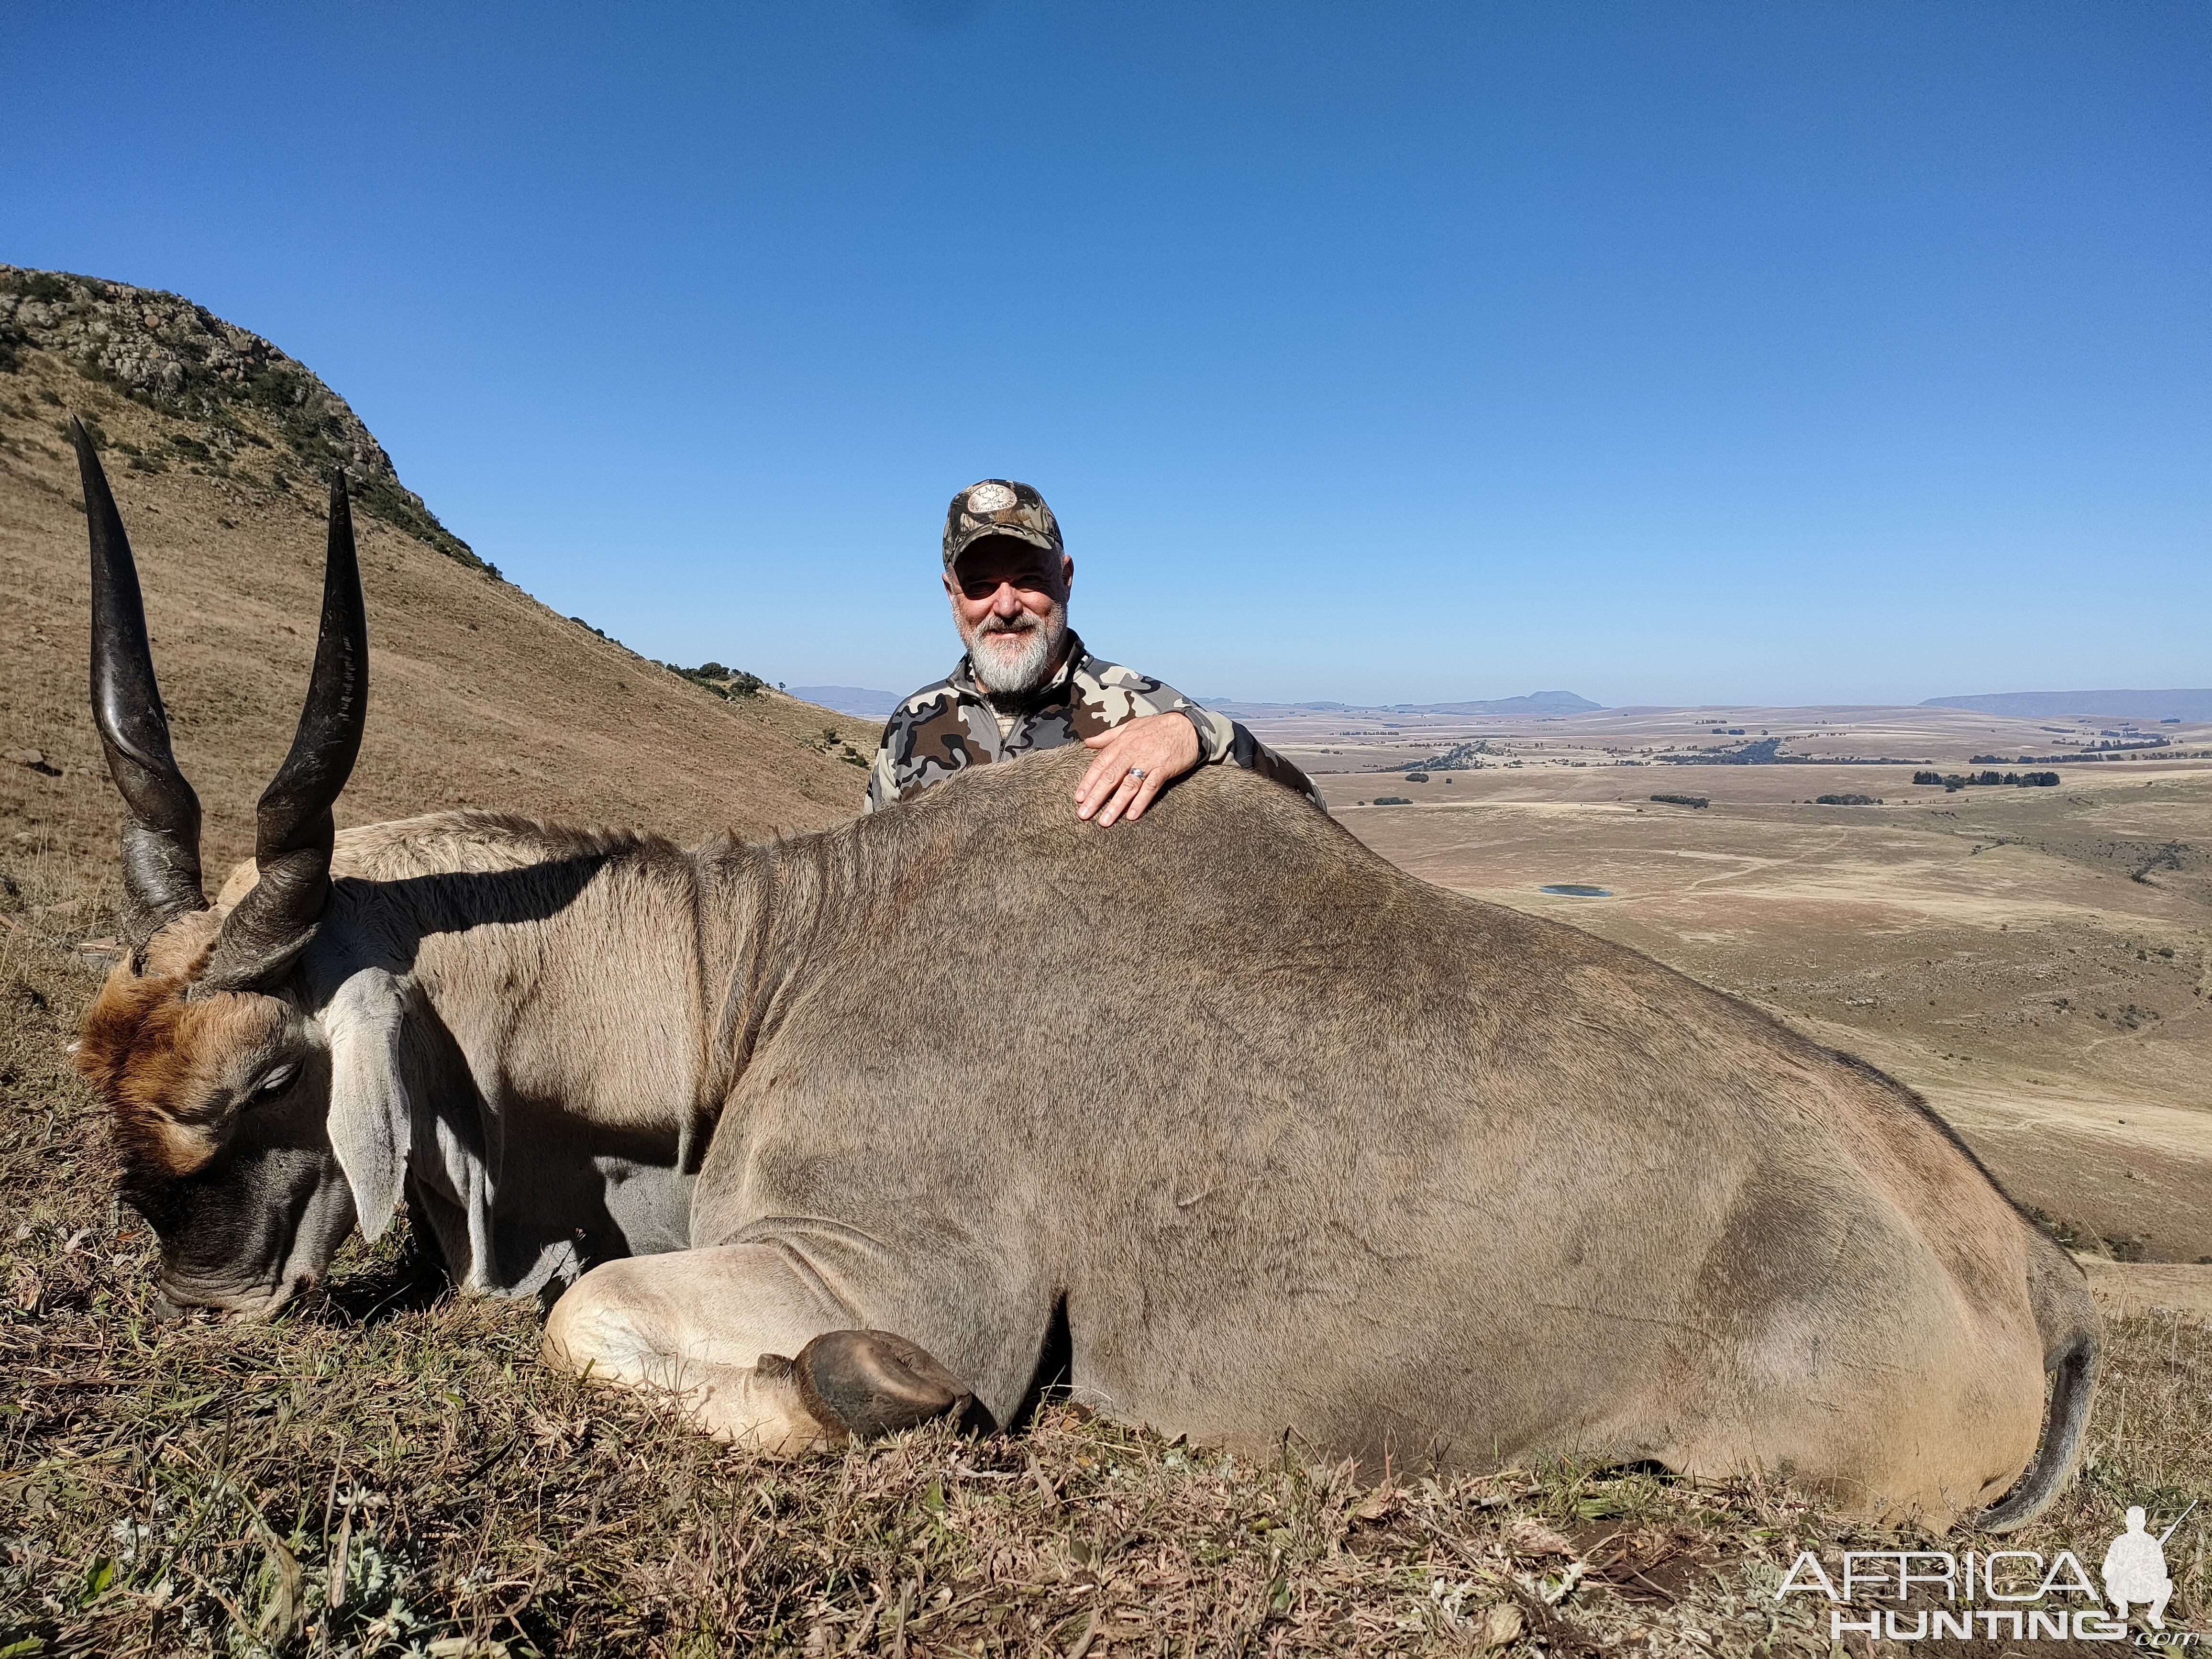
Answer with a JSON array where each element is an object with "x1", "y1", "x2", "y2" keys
[{"x1": 321, "y1": 968, "x2": 413, "y2": 1242}]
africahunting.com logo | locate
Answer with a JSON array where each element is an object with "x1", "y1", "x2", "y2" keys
[{"x1": 1775, "y1": 1503, "x2": 2196, "y2": 1642}]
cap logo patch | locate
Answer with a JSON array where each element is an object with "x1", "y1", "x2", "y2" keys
[{"x1": 966, "y1": 482, "x2": 1017, "y2": 515}]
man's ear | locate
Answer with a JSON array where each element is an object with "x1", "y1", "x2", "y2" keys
[
  {"x1": 1060, "y1": 553, "x2": 1073, "y2": 597},
  {"x1": 320, "y1": 967, "x2": 412, "y2": 1242}
]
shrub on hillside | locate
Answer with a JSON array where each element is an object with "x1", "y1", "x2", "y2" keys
[
  {"x1": 1816, "y1": 794, "x2": 1878, "y2": 806},
  {"x1": 1650, "y1": 794, "x2": 1708, "y2": 808},
  {"x1": 674, "y1": 662, "x2": 768, "y2": 700},
  {"x1": 1915, "y1": 768, "x2": 2062, "y2": 792}
]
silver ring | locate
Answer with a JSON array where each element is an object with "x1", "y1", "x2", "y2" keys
[{"x1": 1128, "y1": 767, "x2": 1146, "y2": 781}]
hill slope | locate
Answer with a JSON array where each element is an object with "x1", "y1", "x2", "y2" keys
[{"x1": 0, "y1": 267, "x2": 874, "y2": 901}]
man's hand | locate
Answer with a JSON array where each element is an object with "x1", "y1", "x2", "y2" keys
[{"x1": 1075, "y1": 712, "x2": 1202, "y2": 826}]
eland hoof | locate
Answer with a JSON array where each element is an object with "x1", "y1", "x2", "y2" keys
[{"x1": 787, "y1": 1329, "x2": 977, "y2": 1440}]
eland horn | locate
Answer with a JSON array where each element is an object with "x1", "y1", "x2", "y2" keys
[
  {"x1": 196, "y1": 474, "x2": 369, "y2": 995},
  {"x1": 76, "y1": 417, "x2": 208, "y2": 951}
]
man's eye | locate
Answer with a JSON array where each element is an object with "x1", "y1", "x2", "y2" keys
[{"x1": 257, "y1": 1063, "x2": 299, "y2": 1096}]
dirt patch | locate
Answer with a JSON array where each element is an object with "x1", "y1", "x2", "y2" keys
[{"x1": 2079, "y1": 1259, "x2": 2212, "y2": 1321}]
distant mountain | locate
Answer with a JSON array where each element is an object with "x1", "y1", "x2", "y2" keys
[
  {"x1": 1924, "y1": 690, "x2": 2212, "y2": 722},
  {"x1": 1203, "y1": 690, "x2": 1602, "y2": 718},
  {"x1": 793, "y1": 686, "x2": 1612, "y2": 721},
  {"x1": 1388, "y1": 690, "x2": 1602, "y2": 716},
  {"x1": 788, "y1": 686, "x2": 903, "y2": 719}
]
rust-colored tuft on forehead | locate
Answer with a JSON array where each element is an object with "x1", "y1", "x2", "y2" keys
[{"x1": 75, "y1": 911, "x2": 287, "y2": 1193}]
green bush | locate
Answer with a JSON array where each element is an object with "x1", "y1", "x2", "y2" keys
[
  {"x1": 1917, "y1": 768, "x2": 2061, "y2": 792},
  {"x1": 674, "y1": 662, "x2": 765, "y2": 699},
  {"x1": 1650, "y1": 794, "x2": 1708, "y2": 809},
  {"x1": 1815, "y1": 794, "x2": 1878, "y2": 806},
  {"x1": 8, "y1": 269, "x2": 72, "y2": 302},
  {"x1": 354, "y1": 473, "x2": 483, "y2": 570}
]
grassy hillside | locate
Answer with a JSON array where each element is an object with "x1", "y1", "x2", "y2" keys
[
  {"x1": 2, "y1": 272, "x2": 2207, "y2": 1653},
  {"x1": 0, "y1": 265, "x2": 875, "y2": 917}
]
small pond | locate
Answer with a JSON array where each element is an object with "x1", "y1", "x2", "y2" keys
[{"x1": 1539, "y1": 884, "x2": 1612, "y2": 897}]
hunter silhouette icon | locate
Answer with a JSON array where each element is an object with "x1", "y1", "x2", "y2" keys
[{"x1": 2102, "y1": 1504, "x2": 2186, "y2": 1628}]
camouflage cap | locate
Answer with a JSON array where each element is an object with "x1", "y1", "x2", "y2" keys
[{"x1": 943, "y1": 479, "x2": 1062, "y2": 569}]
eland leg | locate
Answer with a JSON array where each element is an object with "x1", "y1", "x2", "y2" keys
[{"x1": 542, "y1": 1244, "x2": 973, "y2": 1451}]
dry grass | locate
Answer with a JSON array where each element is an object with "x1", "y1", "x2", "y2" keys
[{"x1": 4, "y1": 898, "x2": 2210, "y2": 1657}]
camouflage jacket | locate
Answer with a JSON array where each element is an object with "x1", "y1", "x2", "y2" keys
[{"x1": 863, "y1": 632, "x2": 1323, "y2": 813}]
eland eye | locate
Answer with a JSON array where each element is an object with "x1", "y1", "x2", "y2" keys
[{"x1": 256, "y1": 1062, "x2": 299, "y2": 1096}]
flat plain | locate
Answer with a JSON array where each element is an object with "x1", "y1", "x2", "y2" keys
[{"x1": 1239, "y1": 702, "x2": 2212, "y2": 1263}]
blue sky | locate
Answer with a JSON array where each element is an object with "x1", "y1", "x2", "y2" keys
[{"x1": 7, "y1": 2, "x2": 2205, "y2": 707}]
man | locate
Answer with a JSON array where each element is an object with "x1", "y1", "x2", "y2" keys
[{"x1": 864, "y1": 479, "x2": 1321, "y2": 822}]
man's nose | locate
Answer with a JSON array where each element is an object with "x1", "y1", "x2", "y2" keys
[{"x1": 987, "y1": 583, "x2": 1024, "y2": 616}]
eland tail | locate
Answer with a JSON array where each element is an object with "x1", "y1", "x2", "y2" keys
[{"x1": 1976, "y1": 1230, "x2": 2101, "y2": 1532}]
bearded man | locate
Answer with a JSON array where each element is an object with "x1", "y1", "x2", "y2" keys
[{"x1": 863, "y1": 479, "x2": 1320, "y2": 823}]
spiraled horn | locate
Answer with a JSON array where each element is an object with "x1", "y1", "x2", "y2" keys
[
  {"x1": 196, "y1": 474, "x2": 369, "y2": 995},
  {"x1": 75, "y1": 417, "x2": 208, "y2": 951}
]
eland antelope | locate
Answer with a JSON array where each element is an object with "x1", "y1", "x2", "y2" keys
[{"x1": 66, "y1": 421, "x2": 2097, "y2": 1528}]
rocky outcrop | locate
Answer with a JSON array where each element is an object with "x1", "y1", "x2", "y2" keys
[{"x1": 0, "y1": 265, "x2": 481, "y2": 569}]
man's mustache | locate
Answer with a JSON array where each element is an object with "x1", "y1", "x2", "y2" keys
[{"x1": 975, "y1": 612, "x2": 1039, "y2": 637}]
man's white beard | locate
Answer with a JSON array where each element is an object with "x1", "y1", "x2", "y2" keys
[{"x1": 961, "y1": 601, "x2": 1067, "y2": 697}]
